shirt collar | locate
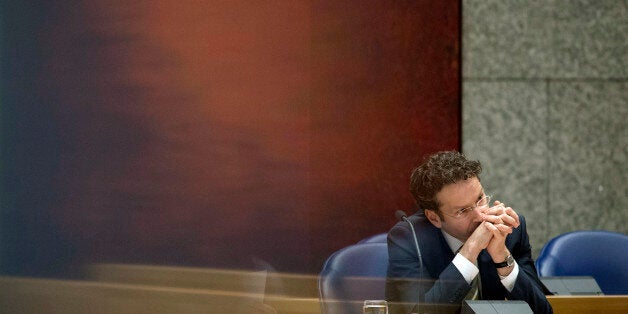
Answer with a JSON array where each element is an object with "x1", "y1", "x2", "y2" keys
[{"x1": 441, "y1": 230, "x2": 464, "y2": 253}]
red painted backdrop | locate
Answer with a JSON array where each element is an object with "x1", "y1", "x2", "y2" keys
[{"x1": 3, "y1": 0, "x2": 459, "y2": 275}]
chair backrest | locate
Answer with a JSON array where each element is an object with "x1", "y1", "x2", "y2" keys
[
  {"x1": 536, "y1": 230, "x2": 628, "y2": 295},
  {"x1": 318, "y1": 243, "x2": 388, "y2": 314},
  {"x1": 357, "y1": 233, "x2": 388, "y2": 244}
]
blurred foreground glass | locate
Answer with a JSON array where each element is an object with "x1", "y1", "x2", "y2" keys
[{"x1": 363, "y1": 300, "x2": 388, "y2": 314}]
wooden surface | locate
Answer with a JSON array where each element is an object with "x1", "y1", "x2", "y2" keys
[
  {"x1": 8, "y1": 273, "x2": 625, "y2": 314},
  {"x1": 86, "y1": 263, "x2": 319, "y2": 298},
  {"x1": 84, "y1": 264, "x2": 628, "y2": 314},
  {"x1": 547, "y1": 295, "x2": 628, "y2": 314},
  {"x1": 269, "y1": 295, "x2": 628, "y2": 314},
  {"x1": 0, "y1": 276, "x2": 277, "y2": 314}
]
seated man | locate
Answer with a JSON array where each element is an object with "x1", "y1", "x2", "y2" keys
[{"x1": 386, "y1": 151, "x2": 552, "y2": 314}]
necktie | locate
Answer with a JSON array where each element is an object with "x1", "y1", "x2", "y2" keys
[
  {"x1": 456, "y1": 245, "x2": 482, "y2": 300},
  {"x1": 465, "y1": 275, "x2": 481, "y2": 300}
]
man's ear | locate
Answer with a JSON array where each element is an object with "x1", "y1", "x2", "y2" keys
[{"x1": 425, "y1": 209, "x2": 442, "y2": 228}]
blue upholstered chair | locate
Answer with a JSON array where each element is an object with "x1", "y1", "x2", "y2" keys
[
  {"x1": 536, "y1": 230, "x2": 628, "y2": 295},
  {"x1": 318, "y1": 243, "x2": 389, "y2": 314},
  {"x1": 357, "y1": 233, "x2": 388, "y2": 244}
]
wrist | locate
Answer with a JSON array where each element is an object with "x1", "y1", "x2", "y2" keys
[
  {"x1": 490, "y1": 247, "x2": 510, "y2": 263},
  {"x1": 497, "y1": 264, "x2": 514, "y2": 277},
  {"x1": 493, "y1": 250, "x2": 515, "y2": 271}
]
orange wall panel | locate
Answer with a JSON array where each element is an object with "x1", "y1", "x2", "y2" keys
[{"x1": 1, "y1": 0, "x2": 459, "y2": 274}]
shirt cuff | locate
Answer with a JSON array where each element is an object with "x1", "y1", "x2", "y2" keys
[
  {"x1": 452, "y1": 253, "x2": 479, "y2": 284},
  {"x1": 499, "y1": 262, "x2": 519, "y2": 292}
]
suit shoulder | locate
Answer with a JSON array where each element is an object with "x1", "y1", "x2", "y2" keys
[{"x1": 387, "y1": 212, "x2": 431, "y2": 242}]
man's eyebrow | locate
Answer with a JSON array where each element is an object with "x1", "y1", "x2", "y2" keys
[
  {"x1": 452, "y1": 191, "x2": 483, "y2": 211},
  {"x1": 459, "y1": 191, "x2": 484, "y2": 210}
]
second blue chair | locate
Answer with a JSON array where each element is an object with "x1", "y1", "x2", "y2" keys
[{"x1": 536, "y1": 230, "x2": 628, "y2": 295}]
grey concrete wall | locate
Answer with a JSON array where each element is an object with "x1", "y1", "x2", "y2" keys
[{"x1": 462, "y1": 0, "x2": 627, "y2": 257}]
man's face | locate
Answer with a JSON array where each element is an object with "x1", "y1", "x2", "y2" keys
[{"x1": 425, "y1": 176, "x2": 485, "y2": 242}]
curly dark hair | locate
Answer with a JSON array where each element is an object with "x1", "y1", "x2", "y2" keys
[{"x1": 410, "y1": 151, "x2": 482, "y2": 213}]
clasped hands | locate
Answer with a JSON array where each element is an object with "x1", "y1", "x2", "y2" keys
[{"x1": 460, "y1": 201, "x2": 520, "y2": 268}]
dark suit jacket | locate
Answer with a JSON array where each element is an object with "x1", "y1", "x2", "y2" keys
[{"x1": 385, "y1": 212, "x2": 552, "y2": 314}]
